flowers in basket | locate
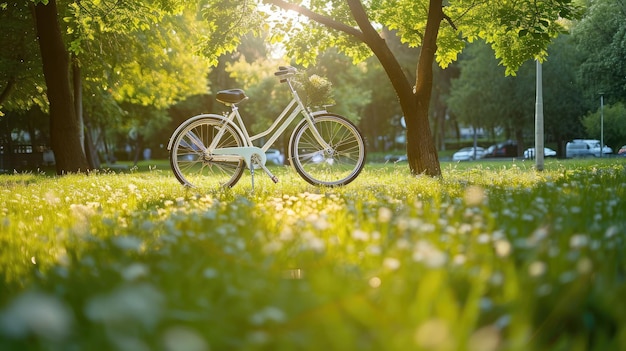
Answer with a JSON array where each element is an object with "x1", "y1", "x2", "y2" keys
[{"x1": 294, "y1": 73, "x2": 335, "y2": 108}]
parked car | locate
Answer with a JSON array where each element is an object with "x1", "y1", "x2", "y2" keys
[
  {"x1": 583, "y1": 139, "x2": 612, "y2": 157},
  {"x1": 384, "y1": 154, "x2": 407, "y2": 163},
  {"x1": 523, "y1": 147, "x2": 557, "y2": 159},
  {"x1": 452, "y1": 147, "x2": 485, "y2": 161},
  {"x1": 566, "y1": 139, "x2": 612, "y2": 158},
  {"x1": 484, "y1": 140, "x2": 518, "y2": 158},
  {"x1": 618, "y1": 145, "x2": 626, "y2": 156},
  {"x1": 565, "y1": 140, "x2": 591, "y2": 158},
  {"x1": 265, "y1": 148, "x2": 285, "y2": 165}
]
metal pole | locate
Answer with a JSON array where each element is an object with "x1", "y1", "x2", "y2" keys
[
  {"x1": 600, "y1": 94, "x2": 604, "y2": 158},
  {"x1": 535, "y1": 60, "x2": 544, "y2": 171}
]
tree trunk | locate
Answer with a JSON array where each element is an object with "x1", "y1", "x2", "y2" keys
[
  {"x1": 72, "y1": 58, "x2": 101, "y2": 169},
  {"x1": 406, "y1": 0, "x2": 442, "y2": 176},
  {"x1": 345, "y1": 0, "x2": 441, "y2": 176},
  {"x1": 72, "y1": 57, "x2": 85, "y2": 156},
  {"x1": 34, "y1": 0, "x2": 89, "y2": 174}
]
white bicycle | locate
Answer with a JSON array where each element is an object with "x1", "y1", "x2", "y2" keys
[{"x1": 167, "y1": 66, "x2": 366, "y2": 189}]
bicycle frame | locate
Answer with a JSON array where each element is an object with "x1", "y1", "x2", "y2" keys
[{"x1": 212, "y1": 78, "x2": 331, "y2": 155}]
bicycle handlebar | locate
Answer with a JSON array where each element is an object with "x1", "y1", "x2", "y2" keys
[{"x1": 274, "y1": 66, "x2": 297, "y2": 78}]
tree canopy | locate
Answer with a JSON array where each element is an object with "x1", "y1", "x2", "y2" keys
[
  {"x1": 199, "y1": 0, "x2": 580, "y2": 176},
  {"x1": 201, "y1": 0, "x2": 579, "y2": 74},
  {"x1": 574, "y1": 0, "x2": 626, "y2": 107},
  {"x1": 1, "y1": 0, "x2": 214, "y2": 172}
]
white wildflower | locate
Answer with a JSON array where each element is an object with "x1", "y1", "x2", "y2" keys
[
  {"x1": 0, "y1": 291, "x2": 73, "y2": 341},
  {"x1": 528, "y1": 261, "x2": 546, "y2": 277},
  {"x1": 247, "y1": 331, "x2": 270, "y2": 345},
  {"x1": 369, "y1": 276, "x2": 382, "y2": 288},
  {"x1": 494, "y1": 240, "x2": 512, "y2": 257},
  {"x1": 85, "y1": 283, "x2": 163, "y2": 328},
  {"x1": 121, "y1": 263, "x2": 149, "y2": 281},
  {"x1": 162, "y1": 326, "x2": 208, "y2": 351},
  {"x1": 113, "y1": 236, "x2": 143, "y2": 251},
  {"x1": 383, "y1": 257, "x2": 401, "y2": 271},
  {"x1": 412, "y1": 241, "x2": 447, "y2": 268},
  {"x1": 577, "y1": 258, "x2": 593, "y2": 274},
  {"x1": 477, "y1": 233, "x2": 490, "y2": 244},
  {"x1": 368, "y1": 245, "x2": 382, "y2": 255},
  {"x1": 352, "y1": 229, "x2": 369, "y2": 241},
  {"x1": 203, "y1": 268, "x2": 218, "y2": 279},
  {"x1": 414, "y1": 319, "x2": 452, "y2": 350},
  {"x1": 527, "y1": 227, "x2": 549, "y2": 246},
  {"x1": 468, "y1": 326, "x2": 500, "y2": 351},
  {"x1": 495, "y1": 314, "x2": 511, "y2": 329},
  {"x1": 570, "y1": 234, "x2": 589, "y2": 249},
  {"x1": 464, "y1": 186, "x2": 486, "y2": 206},
  {"x1": 452, "y1": 254, "x2": 466, "y2": 266},
  {"x1": 605, "y1": 226, "x2": 619, "y2": 239},
  {"x1": 377, "y1": 207, "x2": 393, "y2": 223},
  {"x1": 249, "y1": 306, "x2": 286, "y2": 326}
]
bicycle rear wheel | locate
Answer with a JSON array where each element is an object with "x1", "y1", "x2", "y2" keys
[
  {"x1": 289, "y1": 114, "x2": 366, "y2": 186},
  {"x1": 169, "y1": 117, "x2": 245, "y2": 188}
]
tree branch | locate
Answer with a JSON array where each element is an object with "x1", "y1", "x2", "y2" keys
[
  {"x1": 442, "y1": 12, "x2": 457, "y2": 31},
  {"x1": 345, "y1": 0, "x2": 381, "y2": 39},
  {"x1": 263, "y1": 0, "x2": 365, "y2": 41}
]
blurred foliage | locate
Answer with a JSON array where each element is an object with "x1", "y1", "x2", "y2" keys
[
  {"x1": 573, "y1": 0, "x2": 626, "y2": 107},
  {"x1": 582, "y1": 102, "x2": 626, "y2": 150},
  {"x1": 446, "y1": 35, "x2": 589, "y2": 150},
  {"x1": 0, "y1": 160, "x2": 625, "y2": 350},
  {"x1": 1, "y1": 0, "x2": 213, "y2": 146}
]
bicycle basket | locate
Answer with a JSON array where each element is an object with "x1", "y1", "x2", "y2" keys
[{"x1": 294, "y1": 73, "x2": 335, "y2": 108}]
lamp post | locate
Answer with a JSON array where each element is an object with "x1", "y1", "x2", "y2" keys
[
  {"x1": 535, "y1": 60, "x2": 544, "y2": 171},
  {"x1": 600, "y1": 93, "x2": 604, "y2": 158}
]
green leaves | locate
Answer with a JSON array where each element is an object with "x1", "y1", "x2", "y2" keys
[
  {"x1": 200, "y1": 0, "x2": 267, "y2": 66},
  {"x1": 195, "y1": 0, "x2": 580, "y2": 80},
  {"x1": 582, "y1": 102, "x2": 626, "y2": 150},
  {"x1": 573, "y1": 0, "x2": 626, "y2": 106}
]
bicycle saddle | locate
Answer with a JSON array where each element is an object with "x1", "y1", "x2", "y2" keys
[{"x1": 216, "y1": 89, "x2": 247, "y2": 105}]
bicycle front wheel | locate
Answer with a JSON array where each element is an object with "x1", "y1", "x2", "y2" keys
[
  {"x1": 289, "y1": 114, "x2": 366, "y2": 186},
  {"x1": 169, "y1": 116, "x2": 245, "y2": 188}
]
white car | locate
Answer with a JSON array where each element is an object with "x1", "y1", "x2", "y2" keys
[
  {"x1": 452, "y1": 147, "x2": 485, "y2": 161},
  {"x1": 582, "y1": 140, "x2": 612, "y2": 157},
  {"x1": 566, "y1": 139, "x2": 612, "y2": 158},
  {"x1": 384, "y1": 154, "x2": 407, "y2": 163},
  {"x1": 524, "y1": 147, "x2": 557, "y2": 159},
  {"x1": 265, "y1": 148, "x2": 285, "y2": 165}
]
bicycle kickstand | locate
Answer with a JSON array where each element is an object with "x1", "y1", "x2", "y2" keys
[
  {"x1": 258, "y1": 162, "x2": 279, "y2": 184},
  {"x1": 249, "y1": 154, "x2": 279, "y2": 191}
]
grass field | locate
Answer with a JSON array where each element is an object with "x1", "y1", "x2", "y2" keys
[{"x1": 1, "y1": 158, "x2": 625, "y2": 350}]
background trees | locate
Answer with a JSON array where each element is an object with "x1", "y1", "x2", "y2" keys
[
  {"x1": 1, "y1": 0, "x2": 212, "y2": 173},
  {"x1": 574, "y1": 0, "x2": 626, "y2": 108},
  {"x1": 447, "y1": 35, "x2": 587, "y2": 157},
  {"x1": 582, "y1": 103, "x2": 626, "y2": 151}
]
